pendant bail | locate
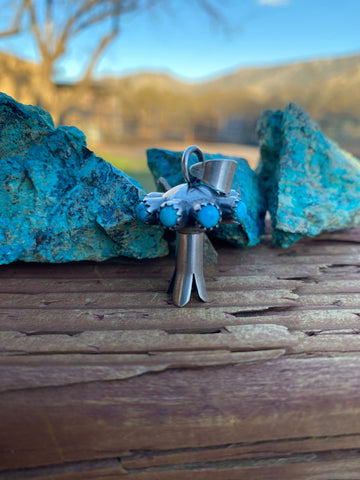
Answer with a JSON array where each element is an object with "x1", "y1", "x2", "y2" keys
[{"x1": 181, "y1": 145, "x2": 205, "y2": 185}]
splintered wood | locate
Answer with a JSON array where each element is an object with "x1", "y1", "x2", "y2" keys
[{"x1": 2, "y1": 227, "x2": 360, "y2": 479}]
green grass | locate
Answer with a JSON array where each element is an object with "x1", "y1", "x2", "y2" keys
[
  {"x1": 100, "y1": 152, "x2": 156, "y2": 192},
  {"x1": 125, "y1": 170, "x2": 156, "y2": 192},
  {"x1": 100, "y1": 153, "x2": 147, "y2": 172}
]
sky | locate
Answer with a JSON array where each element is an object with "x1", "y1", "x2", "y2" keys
[{"x1": 0, "y1": 0, "x2": 360, "y2": 83}]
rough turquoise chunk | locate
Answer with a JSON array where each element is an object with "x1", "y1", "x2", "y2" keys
[
  {"x1": 0, "y1": 93, "x2": 168, "y2": 264},
  {"x1": 257, "y1": 102, "x2": 360, "y2": 247},
  {"x1": 136, "y1": 202, "x2": 150, "y2": 224},
  {"x1": 147, "y1": 148, "x2": 266, "y2": 247},
  {"x1": 235, "y1": 200, "x2": 248, "y2": 223}
]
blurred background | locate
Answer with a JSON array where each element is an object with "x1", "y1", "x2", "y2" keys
[{"x1": 0, "y1": 0, "x2": 359, "y2": 189}]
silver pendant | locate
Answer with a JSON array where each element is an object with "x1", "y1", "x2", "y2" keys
[{"x1": 137, "y1": 146, "x2": 246, "y2": 307}]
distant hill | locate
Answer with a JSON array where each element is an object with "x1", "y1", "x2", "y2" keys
[
  {"x1": 203, "y1": 53, "x2": 360, "y2": 92},
  {"x1": 108, "y1": 52, "x2": 360, "y2": 113},
  {"x1": 103, "y1": 71, "x2": 192, "y2": 94},
  {"x1": 104, "y1": 52, "x2": 360, "y2": 148},
  {"x1": 0, "y1": 52, "x2": 41, "y2": 104},
  {"x1": 199, "y1": 53, "x2": 360, "y2": 126},
  {"x1": 1, "y1": 51, "x2": 360, "y2": 151}
]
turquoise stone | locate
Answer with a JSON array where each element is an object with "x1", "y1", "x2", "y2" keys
[
  {"x1": 159, "y1": 205, "x2": 179, "y2": 228},
  {"x1": 257, "y1": 102, "x2": 360, "y2": 247},
  {"x1": 0, "y1": 92, "x2": 168, "y2": 264},
  {"x1": 196, "y1": 204, "x2": 220, "y2": 229},
  {"x1": 136, "y1": 202, "x2": 150, "y2": 224},
  {"x1": 235, "y1": 200, "x2": 247, "y2": 223}
]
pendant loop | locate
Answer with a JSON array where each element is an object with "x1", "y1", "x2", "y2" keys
[{"x1": 181, "y1": 145, "x2": 205, "y2": 185}]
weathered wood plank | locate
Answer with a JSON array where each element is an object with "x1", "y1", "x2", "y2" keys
[
  {"x1": 220, "y1": 253, "x2": 360, "y2": 266},
  {"x1": 120, "y1": 457, "x2": 360, "y2": 480},
  {"x1": 0, "y1": 288, "x2": 298, "y2": 309},
  {"x1": 297, "y1": 293, "x2": 360, "y2": 308},
  {"x1": 0, "y1": 350, "x2": 286, "y2": 393},
  {"x1": 315, "y1": 226, "x2": 360, "y2": 243},
  {"x1": 0, "y1": 275, "x2": 300, "y2": 293},
  {"x1": 1, "y1": 306, "x2": 360, "y2": 334},
  {"x1": 2, "y1": 356, "x2": 360, "y2": 470},
  {"x1": 292, "y1": 332, "x2": 360, "y2": 353},
  {"x1": 296, "y1": 278, "x2": 360, "y2": 294},
  {"x1": 2, "y1": 465, "x2": 127, "y2": 480},
  {"x1": 4, "y1": 457, "x2": 360, "y2": 480},
  {"x1": 0, "y1": 260, "x2": 323, "y2": 281},
  {"x1": 0, "y1": 324, "x2": 296, "y2": 355},
  {"x1": 4, "y1": 326, "x2": 360, "y2": 357},
  {"x1": 122, "y1": 434, "x2": 360, "y2": 469},
  {"x1": 0, "y1": 260, "x2": 173, "y2": 279},
  {"x1": 2, "y1": 226, "x2": 360, "y2": 478},
  {"x1": 4, "y1": 441, "x2": 360, "y2": 479},
  {"x1": 224, "y1": 308, "x2": 360, "y2": 332}
]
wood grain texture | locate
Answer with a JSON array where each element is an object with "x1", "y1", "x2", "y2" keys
[{"x1": 2, "y1": 226, "x2": 360, "y2": 478}]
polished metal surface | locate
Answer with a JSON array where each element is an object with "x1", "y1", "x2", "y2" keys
[
  {"x1": 170, "y1": 232, "x2": 207, "y2": 307},
  {"x1": 181, "y1": 145, "x2": 205, "y2": 184},
  {"x1": 190, "y1": 159, "x2": 238, "y2": 194}
]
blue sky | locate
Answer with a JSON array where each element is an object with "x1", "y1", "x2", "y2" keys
[{"x1": 1, "y1": 0, "x2": 360, "y2": 82}]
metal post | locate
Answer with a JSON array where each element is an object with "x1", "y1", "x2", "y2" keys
[{"x1": 172, "y1": 232, "x2": 207, "y2": 307}]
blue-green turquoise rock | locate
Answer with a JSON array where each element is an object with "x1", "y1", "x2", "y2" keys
[
  {"x1": 147, "y1": 148, "x2": 266, "y2": 247},
  {"x1": 0, "y1": 93, "x2": 168, "y2": 264},
  {"x1": 235, "y1": 201, "x2": 248, "y2": 223},
  {"x1": 257, "y1": 102, "x2": 360, "y2": 247}
]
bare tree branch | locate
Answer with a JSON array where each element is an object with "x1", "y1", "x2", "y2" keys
[
  {"x1": 45, "y1": 0, "x2": 54, "y2": 49},
  {"x1": 0, "y1": 0, "x2": 27, "y2": 38},
  {"x1": 197, "y1": 0, "x2": 230, "y2": 31},
  {"x1": 26, "y1": 0, "x2": 49, "y2": 62},
  {"x1": 82, "y1": 27, "x2": 119, "y2": 81},
  {"x1": 0, "y1": 0, "x2": 232, "y2": 124},
  {"x1": 53, "y1": 0, "x2": 102, "y2": 58}
]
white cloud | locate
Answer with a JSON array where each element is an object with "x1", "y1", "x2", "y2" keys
[{"x1": 258, "y1": 0, "x2": 289, "y2": 6}]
